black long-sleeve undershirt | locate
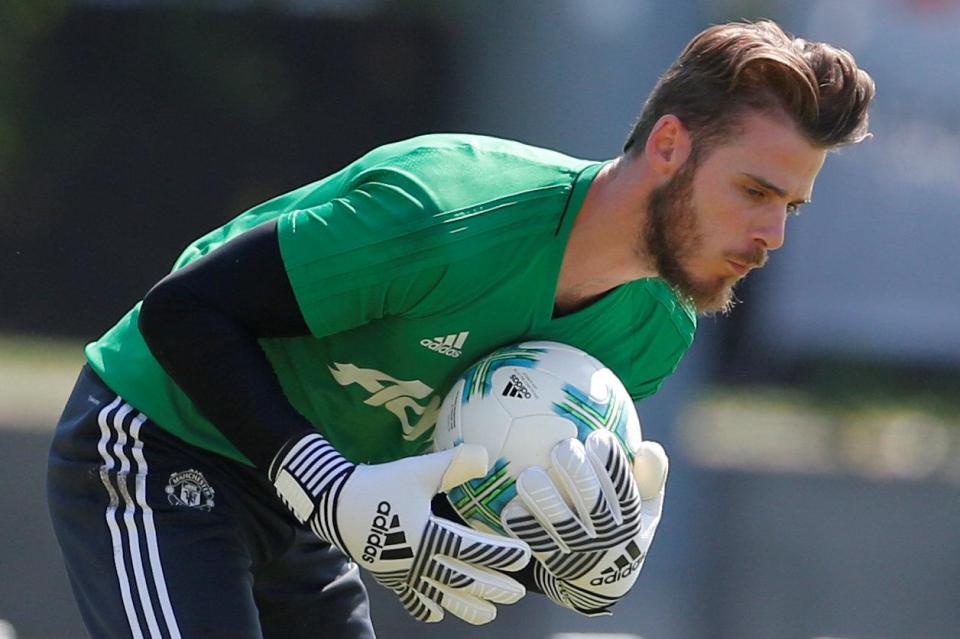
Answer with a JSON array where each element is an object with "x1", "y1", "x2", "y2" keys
[{"x1": 138, "y1": 220, "x2": 312, "y2": 469}]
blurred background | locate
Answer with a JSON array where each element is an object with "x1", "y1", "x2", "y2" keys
[{"x1": 1, "y1": 0, "x2": 958, "y2": 637}]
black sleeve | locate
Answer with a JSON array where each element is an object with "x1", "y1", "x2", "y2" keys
[{"x1": 138, "y1": 219, "x2": 315, "y2": 469}]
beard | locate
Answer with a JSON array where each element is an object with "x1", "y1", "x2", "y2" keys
[{"x1": 642, "y1": 160, "x2": 748, "y2": 316}]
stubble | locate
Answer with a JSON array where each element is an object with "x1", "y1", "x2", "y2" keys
[{"x1": 641, "y1": 159, "x2": 739, "y2": 315}]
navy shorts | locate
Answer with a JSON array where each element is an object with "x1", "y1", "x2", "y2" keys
[{"x1": 47, "y1": 366, "x2": 375, "y2": 639}]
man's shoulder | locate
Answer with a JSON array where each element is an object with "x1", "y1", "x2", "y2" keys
[
  {"x1": 361, "y1": 133, "x2": 593, "y2": 172},
  {"x1": 347, "y1": 134, "x2": 598, "y2": 210}
]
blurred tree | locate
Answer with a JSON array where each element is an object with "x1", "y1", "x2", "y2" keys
[
  {"x1": 0, "y1": 0, "x2": 68, "y2": 193},
  {"x1": 1, "y1": 4, "x2": 451, "y2": 338}
]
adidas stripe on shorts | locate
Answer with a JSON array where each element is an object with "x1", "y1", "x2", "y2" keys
[{"x1": 47, "y1": 366, "x2": 375, "y2": 639}]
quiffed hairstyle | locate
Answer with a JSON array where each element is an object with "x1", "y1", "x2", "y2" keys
[{"x1": 623, "y1": 20, "x2": 875, "y2": 154}]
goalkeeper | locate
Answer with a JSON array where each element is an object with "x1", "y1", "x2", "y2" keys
[{"x1": 47, "y1": 20, "x2": 873, "y2": 639}]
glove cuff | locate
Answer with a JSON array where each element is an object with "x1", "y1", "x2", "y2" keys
[{"x1": 270, "y1": 432, "x2": 355, "y2": 547}]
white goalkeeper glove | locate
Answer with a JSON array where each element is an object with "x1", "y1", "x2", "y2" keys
[
  {"x1": 268, "y1": 433, "x2": 531, "y2": 625},
  {"x1": 501, "y1": 430, "x2": 668, "y2": 616}
]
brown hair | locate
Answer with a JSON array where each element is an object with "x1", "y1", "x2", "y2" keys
[{"x1": 623, "y1": 20, "x2": 875, "y2": 154}]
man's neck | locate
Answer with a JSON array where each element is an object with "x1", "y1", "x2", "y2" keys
[{"x1": 554, "y1": 155, "x2": 659, "y2": 315}]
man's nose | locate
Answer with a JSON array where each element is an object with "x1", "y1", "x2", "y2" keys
[{"x1": 752, "y1": 207, "x2": 787, "y2": 251}]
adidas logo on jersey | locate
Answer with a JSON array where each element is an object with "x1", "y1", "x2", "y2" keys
[
  {"x1": 420, "y1": 331, "x2": 469, "y2": 358},
  {"x1": 362, "y1": 501, "x2": 414, "y2": 564},
  {"x1": 590, "y1": 540, "x2": 645, "y2": 586},
  {"x1": 502, "y1": 374, "x2": 533, "y2": 399}
]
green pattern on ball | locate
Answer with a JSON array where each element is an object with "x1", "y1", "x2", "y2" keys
[
  {"x1": 448, "y1": 458, "x2": 517, "y2": 534},
  {"x1": 552, "y1": 383, "x2": 634, "y2": 461},
  {"x1": 460, "y1": 347, "x2": 544, "y2": 402}
]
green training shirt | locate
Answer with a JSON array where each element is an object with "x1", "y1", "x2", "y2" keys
[{"x1": 86, "y1": 134, "x2": 696, "y2": 466}]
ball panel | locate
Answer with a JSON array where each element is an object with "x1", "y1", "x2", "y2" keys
[
  {"x1": 460, "y1": 345, "x2": 546, "y2": 403},
  {"x1": 551, "y1": 378, "x2": 641, "y2": 460},
  {"x1": 517, "y1": 340, "x2": 604, "y2": 387},
  {"x1": 459, "y1": 392, "x2": 514, "y2": 464},
  {"x1": 501, "y1": 415, "x2": 576, "y2": 471},
  {"x1": 433, "y1": 378, "x2": 464, "y2": 451}
]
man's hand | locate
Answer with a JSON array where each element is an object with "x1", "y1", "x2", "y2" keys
[
  {"x1": 270, "y1": 433, "x2": 531, "y2": 624},
  {"x1": 501, "y1": 430, "x2": 668, "y2": 615}
]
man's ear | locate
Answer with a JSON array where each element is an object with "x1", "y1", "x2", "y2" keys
[{"x1": 644, "y1": 114, "x2": 692, "y2": 179}]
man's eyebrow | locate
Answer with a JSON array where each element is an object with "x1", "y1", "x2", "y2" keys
[
  {"x1": 742, "y1": 173, "x2": 787, "y2": 197},
  {"x1": 742, "y1": 172, "x2": 811, "y2": 204}
]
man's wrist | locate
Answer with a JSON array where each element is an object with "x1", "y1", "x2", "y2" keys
[{"x1": 270, "y1": 432, "x2": 355, "y2": 544}]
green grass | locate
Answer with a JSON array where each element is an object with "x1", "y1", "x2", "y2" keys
[
  {"x1": 0, "y1": 333, "x2": 86, "y2": 366},
  {"x1": 678, "y1": 376, "x2": 960, "y2": 482},
  {"x1": 706, "y1": 382, "x2": 960, "y2": 427},
  {"x1": 0, "y1": 333, "x2": 86, "y2": 429}
]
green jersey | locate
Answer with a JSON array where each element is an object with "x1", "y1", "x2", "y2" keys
[{"x1": 86, "y1": 134, "x2": 696, "y2": 466}]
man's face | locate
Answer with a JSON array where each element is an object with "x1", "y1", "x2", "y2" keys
[{"x1": 643, "y1": 111, "x2": 827, "y2": 314}]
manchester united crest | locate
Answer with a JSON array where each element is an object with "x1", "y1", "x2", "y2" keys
[{"x1": 165, "y1": 469, "x2": 215, "y2": 511}]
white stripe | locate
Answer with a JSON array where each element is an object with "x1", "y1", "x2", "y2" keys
[
  {"x1": 127, "y1": 409, "x2": 182, "y2": 639},
  {"x1": 112, "y1": 404, "x2": 164, "y2": 639},
  {"x1": 282, "y1": 433, "x2": 324, "y2": 471},
  {"x1": 96, "y1": 397, "x2": 145, "y2": 639},
  {"x1": 453, "y1": 331, "x2": 469, "y2": 349}
]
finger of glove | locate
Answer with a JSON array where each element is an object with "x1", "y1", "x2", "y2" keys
[
  {"x1": 585, "y1": 430, "x2": 639, "y2": 518},
  {"x1": 582, "y1": 430, "x2": 631, "y2": 525},
  {"x1": 419, "y1": 576, "x2": 497, "y2": 625},
  {"x1": 633, "y1": 441, "x2": 669, "y2": 501},
  {"x1": 549, "y1": 438, "x2": 602, "y2": 537},
  {"x1": 395, "y1": 583, "x2": 445, "y2": 623},
  {"x1": 390, "y1": 444, "x2": 488, "y2": 495},
  {"x1": 514, "y1": 466, "x2": 592, "y2": 552},
  {"x1": 375, "y1": 444, "x2": 489, "y2": 498},
  {"x1": 431, "y1": 555, "x2": 526, "y2": 604},
  {"x1": 502, "y1": 498, "x2": 565, "y2": 555},
  {"x1": 633, "y1": 442, "x2": 668, "y2": 539},
  {"x1": 429, "y1": 516, "x2": 531, "y2": 572},
  {"x1": 438, "y1": 443, "x2": 490, "y2": 491},
  {"x1": 630, "y1": 443, "x2": 668, "y2": 554}
]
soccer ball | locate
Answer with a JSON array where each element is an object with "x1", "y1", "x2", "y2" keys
[{"x1": 433, "y1": 340, "x2": 643, "y2": 536}]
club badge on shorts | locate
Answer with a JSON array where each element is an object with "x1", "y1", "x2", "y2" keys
[{"x1": 165, "y1": 469, "x2": 215, "y2": 511}]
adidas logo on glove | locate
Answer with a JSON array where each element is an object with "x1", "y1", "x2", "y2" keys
[
  {"x1": 590, "y1": 541, "x2": 645, "y2": 586},
  {"x1": 362, "y1": 501, "x2": 414, "y2": 563}
]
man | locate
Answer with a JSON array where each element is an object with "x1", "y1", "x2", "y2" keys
[{"x1": 48, "y1": 19, "x2": 874, "y2": 638}]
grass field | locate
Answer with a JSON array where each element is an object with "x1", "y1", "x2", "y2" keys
[{"x1": 0, "y1": 334, "x2": 86, "y2": 429}]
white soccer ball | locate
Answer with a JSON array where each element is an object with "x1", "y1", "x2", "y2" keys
[{"x1": 433, "y1": 340, "x2": 643, "y2": 536}]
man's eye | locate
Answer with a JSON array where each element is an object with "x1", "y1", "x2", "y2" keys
[{"x1": 745, "y1": 187, "x2": 764, "y2": 199}]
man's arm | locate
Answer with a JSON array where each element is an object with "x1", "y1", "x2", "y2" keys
[
  {"x1": 138, "y1": 219, "x2": 313, "y2": 468},
  {"x1": 137, "y1": 219, "x2": 531, "y2": 624}
]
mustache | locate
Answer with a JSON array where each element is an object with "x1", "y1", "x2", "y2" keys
[{"x1": 730, "y1": 246, "x2": 768, "y2": 269}]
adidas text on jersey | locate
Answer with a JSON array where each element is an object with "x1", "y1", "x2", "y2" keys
[{"x1": 420, "y1": 331, "x2": 469, "y2": 358}]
